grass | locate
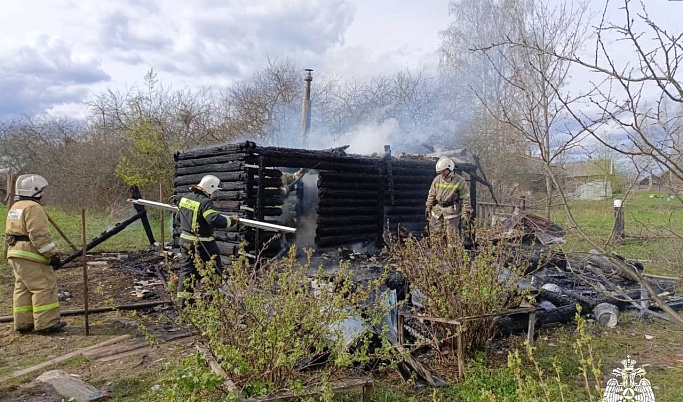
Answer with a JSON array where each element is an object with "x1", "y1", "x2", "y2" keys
[{"x1": 550, "y1": 191, "x2": 683, "y2": 277}]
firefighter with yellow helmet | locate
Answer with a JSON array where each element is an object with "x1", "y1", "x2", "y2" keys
[
  {"x1": 425, "y1": 157, "x2": 471, "y2": 242},
  {"x1": 5, "y1": 174, "x2": 65, "y2": 333}
]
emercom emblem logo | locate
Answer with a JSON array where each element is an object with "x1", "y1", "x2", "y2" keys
[{"x1": 603, "y1": 356, "x2": 655, "y2": 401}]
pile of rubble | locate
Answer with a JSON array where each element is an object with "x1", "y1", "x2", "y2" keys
[{"x1": 499, "y1": 210, "x2": 683, "y2": 331}]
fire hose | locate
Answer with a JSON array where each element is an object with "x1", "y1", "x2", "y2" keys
[{"x1": 126, "y1": 198, "x2": 297, "y2": 234}]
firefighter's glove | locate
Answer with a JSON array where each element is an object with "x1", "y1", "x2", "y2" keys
[
  {"x1": 229, "y1": 215, "x2": 240, "y2": 227},
  {"x1": 425, "y1": 208, "x2": 432, "y2": 220},
  {"x1": 49, "y1": 254, "x2": 62, "y2": 268}
]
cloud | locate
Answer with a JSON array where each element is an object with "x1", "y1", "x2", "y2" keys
[
  {"x1": 0, "y1": 34, "x2": 109, "y2": 116},
  {"x1": 88, "y1": 0, "x2": 355, "y2": 79}
]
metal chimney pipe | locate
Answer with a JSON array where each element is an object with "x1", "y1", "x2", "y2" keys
[{"x1": 301, "y1": 69, "x2": 313, "y2": 146}]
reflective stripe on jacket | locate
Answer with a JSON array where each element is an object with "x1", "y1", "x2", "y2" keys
[
  {"x1": 5, "y1": 199, "x2": 59, "y2": 264},
  {"x1": 426, "y1": 172, "x2": 470, "y2": 218},
  {"x1": 175, "y1": 190, "x2": 230, "y2": 238}
]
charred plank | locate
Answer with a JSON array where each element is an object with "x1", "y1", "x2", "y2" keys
[
  {"x1": 317, "y1": 198, "x2": 379, "y2": 208},
  {"x1": 176, "y1": 142, "x2": 255, "y2": 160},
  {"x1": 175, "y1": 154, "x2": 247, "y2": 168},
  {"x1": 174, "y1": 172, "x2": 246, "y2": 187},
  {"x1": 316, "y1": 224, "x2": 378, "y2": 236},
  {"x1": 315, "y1": 234, "x2": 377, "y2": 247},
  {"x1": 175, "y1": 162, "x2": 245, "y2": 176},
  {"x1": 317, "y1": 215, "x2": 379, "y2": 225},
  {"x1": 316, "y1": 206, "x2": 378, "y2": 216}
]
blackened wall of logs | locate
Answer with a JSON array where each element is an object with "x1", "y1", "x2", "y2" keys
[{"x1": 173, "y1": 141, "x2": 481, "y2": 260}]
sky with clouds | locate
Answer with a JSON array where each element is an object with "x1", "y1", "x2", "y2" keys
[
  {"x1": 0, "y1": 0, "x2": 680, "y2": 119},
  {"x1": 0, "y1": 0, "x2": 451, "y2": 117}
]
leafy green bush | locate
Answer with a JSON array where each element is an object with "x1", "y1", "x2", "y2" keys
[
  {"x1": 390, "y1": 231, "x2": 530, "y2": 355},
  {"x1": 162, "y1": 246, "x2": 396, "y2": 401}
]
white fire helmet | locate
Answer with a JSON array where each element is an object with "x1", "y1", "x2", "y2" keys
[
  {"x1": 197, "y1": 175, "x2": 222, "y2": 195},
  {"x1": 435, "y1": 157, "x2": 455, "y2": 173},
  {"x1": 16, "y1": 174, "x2": 49, "y2": 198}
]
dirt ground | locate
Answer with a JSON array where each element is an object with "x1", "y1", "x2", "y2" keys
[{"x1": 0, "y1": 252, "x2": 185, "y2": 401}]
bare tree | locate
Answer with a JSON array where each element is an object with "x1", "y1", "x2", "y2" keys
[
  {"x1": 443, "y1": 0, "x2": 592, "y2": 217},
  {"x1": 466, "y1": 0, "x2": 683, "y2": 324}
]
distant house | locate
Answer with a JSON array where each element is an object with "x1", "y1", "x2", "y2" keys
[
  {"x1": 526, "y1": 159, "x2": 615, "y2": 197},
  {"x1": 638, "y1": 169, "x2": 683, "y2": 191},
  {"x1": 574, "y1": 180, "x2": 613, "y2": 200},
  {"x1": 559, "y1": 160, "x2": 614, "y2": 187}
]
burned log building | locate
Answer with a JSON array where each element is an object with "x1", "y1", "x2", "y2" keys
[{"x1": 173, "y1": 141, "x2": 484, "y2": 261}]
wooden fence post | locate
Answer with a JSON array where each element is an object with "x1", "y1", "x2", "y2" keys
[
  {"x1": 159, "y1": 183, "x2": 165, "y2": 249},
  {"x1": 613, "y1": 199, "x2": 625, "y2": 245},
  {"x1": 82, "y1": 209, "x2": 89, "y2": 336}
]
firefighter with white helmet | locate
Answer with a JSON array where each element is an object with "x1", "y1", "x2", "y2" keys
[
  {"x1": 175, "y1": 175, "x2": 239, "y2": 298},
  {"x1": 5, "y1": 174, "x2": 65, "y2": 333},
  {"x1": 425, "y1": 157, "x2": 471, "y2": 242}
]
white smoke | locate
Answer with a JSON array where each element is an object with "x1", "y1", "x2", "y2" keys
[
  {"x1": 293, "y1": 170, "x2": 319, "y2": 248},
  {"x1": 304, "y1": 117, "x2": 432, "y2": 155}
]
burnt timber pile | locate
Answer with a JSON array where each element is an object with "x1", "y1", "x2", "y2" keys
[{"x1": 173, "y1": 141, "x2": 481, "y2": 261}]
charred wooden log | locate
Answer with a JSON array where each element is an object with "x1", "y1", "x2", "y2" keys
[
  {"x1": 319, "y1": 172, "x2": 385, "y2": 182},
  {"x1": 318, "y1": 181, "x2": 379, "y2": 190},
  {"x1": 175, "y1": 154, "x2": 247, "y2": 168},
  {"x1": 174, "y1": 182, "x2": 248, "y2": 195},
  {"x1": 384, "y1": 206, "x2": 427, "y2": 215},
  {"x1": 215, "y1": 241, "x2": 238, "y2": 256},
  {"x1": 175, "y1": 162, "x2": 245, "y2": 176},
  {"x1": 316, "y1": 224, "x2": 378, "y2": 236},
  {"x1": 316, "y1": 206, "x2": 378, "y2": 216},
  {"x1": 248, "y1": 177, "x2": 284, "y2": 188},
  {"x1": 384, "y1": 191, "x2": 428, "y2": 200},
  {"x1": 380, "y1": 198, "x2": 426, "y2": 207},
  {"x1": 211, "y1": 201, "x2": 242, "y2": 211},
  {"x1": 315, "y1": 234, "x2": 376, "y2": 247},
  {"x1": 317, "y1": 215, "x2": 379, "y2": 225},
  {"x1": 250, "y1": 196, "x2": 285, "y2": 206},
  {"x1": 256, "y1": 147, "x2": 381, "y2": 166},
  {"x1": 496, "y1": 305, "x2": 579, "y2": 334},
  {"x1": 318, "y1": 180, "x2": 430, "y2": 191},
  {"x1": 176, "y1": 142, "x2": 255, "y2": 160},
  {"x1": 318, "y1": 172, "x2": 433, "y2": 184},
  {"x1": 174, "y1": 172, "x2": 246, "y2": 186},
  {"x1": 245, "y1": 167, "x2": 283, "y2": 178},
  {"x1": 259, "y1": 158, "x2": 382, "y2": 173},
  {"x1": 390, "y1": 182, "x2": 432, "y2": 191},
  {"x1": 317, "y1": 198, "x2": 379, "y2": 208},
  {"x1": 383, "y1": 215, "x2": 426, "y2": 223},
  {"x1": 318, "y1": 188, "x2": 380, "y2": 198}
]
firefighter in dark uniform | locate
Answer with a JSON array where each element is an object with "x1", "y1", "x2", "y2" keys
[{"x1": 175, "y1": 174, "x2": 238, "y2": 297}]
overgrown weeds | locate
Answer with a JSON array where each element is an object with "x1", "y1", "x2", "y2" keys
[
  {"x1": 390, "y1": 231, "x2": 531, "y2": 355},
  {"x1": 507, "y1": 309, "x2": 603, "y2": 402},
  {"x1": 161, "y1": 245, "x2": 397, "y2": 401}
]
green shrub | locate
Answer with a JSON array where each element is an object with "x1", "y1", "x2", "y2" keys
[
  {"x1": 161, "y1": 246, "x2": 396, "y2": 401},
  {"x1": 390, "y1": 231, "x2": 530, "y2": 355}
]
